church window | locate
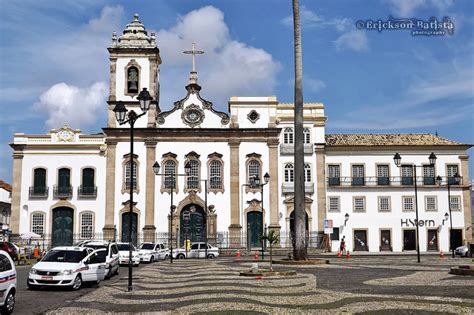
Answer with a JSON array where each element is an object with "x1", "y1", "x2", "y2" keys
[
  {"x1": 284, "y1": 163, "x2": 294, "y2": 182},
  {"x1": 247, "y1": 110, "x2": 260, "y2": 123},
  {"x1": 32, "y1": 168, "x2": 47, "y2": 197},
  {"x1": 283, "y1": 128, "x2": 294, "y2": 144},
  {"x1": 304, "y1": 163, "x2": 312, "y2": 182},
  {"x1": 303, "y1": 128, "x2": 311, "y2": 144},
  {"x1": 122, "y1": 154, "x2": 139, "y2": 193},
  {"x1": 164, "y1": 160, "x2": 177, "y2": 189},
  {"x1": 186, "y1": 159, "x2": 200, "y2": 191},
  {"x1": 127, "y1": 66, "x2": 139, "y2": 94},
  {"x1": 247, "y1": 160, "x2": 261, "y2": 187},
  {"x1": 80, "y1": 212, "x2": 94, "y2": 239},
  {"x1": 80, "y1": 168, "x2": 96, "y2": 196},
  {"x1": 55, "y1": 168, "x2": 72, "y2": 197},
  {"x1": 209, "y1": 160, "x2": 223, "y2": 190},
  {"x1": 31, "y1": 212, "x2": 45, "y2": 236}
]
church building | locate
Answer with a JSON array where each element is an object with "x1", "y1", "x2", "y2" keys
[{"x1": 9, "y1": 15, "x2": 472, "y2": 253}]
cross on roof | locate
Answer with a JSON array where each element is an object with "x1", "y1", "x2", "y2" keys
[{"x1": 183, "y1": 43, "x2": 204, "y2": 73}]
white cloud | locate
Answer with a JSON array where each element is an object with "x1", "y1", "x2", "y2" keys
[
  {"x1": 156, "y1": 6, "x2": 280, "y2": 109},
  {"x1": 334, "y1": 31, "x2": 369, "y2": 52},
  {"x1": 33, "y1": 82, "x2": 107, "y2": 129},
  {"x1": 306, "y1": 78, "x2": 326, "y2": 92},
  {"x1": 281, "y1": 6, "x2": 351, "y2": 31}
]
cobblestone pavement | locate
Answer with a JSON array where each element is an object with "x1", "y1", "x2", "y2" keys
[{"x1": 47, "y1": 257, "x2": 474, "y2": 314}]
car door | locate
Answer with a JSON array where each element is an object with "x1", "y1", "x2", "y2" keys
[
  {"x1": 189, "y1": 243, "x2": 199, "y2": 258},
  {"x1": 111, "y1": 245, "x2": 119, "y2": 270},
  {"x1": 82, "y1": 249, "x2": 107, "y2": 282}
]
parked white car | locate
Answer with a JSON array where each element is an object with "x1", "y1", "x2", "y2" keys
[
  {"x1": 0, "y1": 250, "x2": 17, "y2": 314},
  {"x1": 138, "y1": 243, "x2": 170, "y2": 262},
  {"x1": 117, "y1": 243, "x2": 140, "y2": 266},
  {"x1": 173, "y1": 242, "x2": 219, "y2": 259},
  {"x1": 83, "y1": 241, "x2": 120, "y2": 278},
  {"x1": 455, "y1": 245, "x2": 470, "y2": 257},
  {"x1": 27, "y1": 246, "x2": 107, "y2": 290}
]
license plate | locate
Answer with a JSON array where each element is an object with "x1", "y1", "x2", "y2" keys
[{"x1": 41, "y1": 276, "x2": 53, "y2": 280}]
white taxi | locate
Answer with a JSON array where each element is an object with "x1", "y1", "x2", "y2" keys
[
  {"x1": 173, "y1": 242, "x2": 219, "y2": 259},
  {"x1": 0, "y1": 250, "x2": 16, "y2": 314},
  {"x1": 138, "y1": 243, "x2": 169, "y2": 262},
  {"x1": 117, "y1": 243, "x2": 140, "y2": 266},
  {"x1": 27, "y1": 246, "x2": 106, "y2": 290}
]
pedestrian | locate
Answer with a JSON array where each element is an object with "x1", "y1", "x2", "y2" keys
[{"x1": 340, "y1": 236, "x2": 346, "y2": 255}]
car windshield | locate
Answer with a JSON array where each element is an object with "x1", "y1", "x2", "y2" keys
[
  {"x1": 117, "y1": 244, "x2": 135, "y2": 251},
  {"x1": 42, "y1": 250, "x2": 87, "y2": 263},
  {"x1": 140, "y1": 244, "x2": 155, "y2": 250},
  {"x1": 86, "y1": 245, "x2": 109, "y2": 255}
]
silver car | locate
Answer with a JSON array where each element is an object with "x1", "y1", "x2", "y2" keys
[{"x1": 455, "y1": 245, "x2": 470, "y2": 257}]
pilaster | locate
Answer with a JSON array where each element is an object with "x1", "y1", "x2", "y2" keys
[
  {"x1": 459, "y1": 154, "x2": 472, "y2": 242},
  {"x1": 144, "y1": 139, "x2": 157, "y2": 241},
  {"x1": 315, "y1": 144, "x2": 326, "y2": 232},
  {"x1": 10, "y1": 150, "x2": 24, "y2": 235},
  {"x1": 267, "y1": 138, "x2": 280, "y2": 229},
  {"x1": 103, "y1": 140, "x2": 117, "y2": 240},
  {"x1": 228, "y1": 139, "x2": 242, "y2": 245}
]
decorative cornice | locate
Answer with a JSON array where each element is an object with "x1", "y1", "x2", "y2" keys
[
  {"x1": 246, "y1": 152, "x2": 262, "y2": 159},
  {"x1": 185, "y1": 151, "x2": 200, "y2": 159},
  {"x1": 162, "y1": 152, "x2": 177, "y2": 159},
  {"x1": 208, "y1": 152, "x2": 223, "y2": 159}
]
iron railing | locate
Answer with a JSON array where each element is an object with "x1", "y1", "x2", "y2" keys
[
  {"x1": 78, "y1": 186, "x2": 97, "y2": 198},
  {"x1": 53, "y1": 185, "x2": 72, "y2": 198},
  {"x1": 327, "y1": 175, "x2": 463, "y2": 187},
  {"x1": 29, "y1": 186, "x2": 49, "y2": 198}
]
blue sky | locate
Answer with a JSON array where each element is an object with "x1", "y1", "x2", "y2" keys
[{"x1": 0, "y1": 0, "x2": 473, "y2": 183}]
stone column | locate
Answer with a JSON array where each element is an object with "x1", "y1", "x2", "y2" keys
[
  {"x1": 103, "y1": 140, "x2": 117, "y2": 240},
  {"x1": 143, "y1": 140, "x2": 157, "y2": 242},
  {"x1": 228, "y1": 139, "x2": 242, "y2": 246},
  {"x1": 108, "y1": 57, "x2": 117, "y2": 128},
  {"x1": 147, "y1": 58, "x2": 158, "y2": 127},
  {"x1": 10, "y1": 149, "x2": 24, "y2": 236},
  {"x1": 267, "y1": 139, "x2": 281, "y2": 243},
  {"x1": 315, "y1": 144, "x2": 326, "y2": 233},
  {"x1": 459, "y1": 155, "x2": 472, "y2": 242}
]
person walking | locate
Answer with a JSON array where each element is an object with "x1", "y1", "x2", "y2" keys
[{"x1": 340, "y1": 236, "x2": 346, "y2": 255}]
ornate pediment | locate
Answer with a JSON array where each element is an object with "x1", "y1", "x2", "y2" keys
[{"x1": 50, "y1": 126, "x2": 80, "y2": 142}]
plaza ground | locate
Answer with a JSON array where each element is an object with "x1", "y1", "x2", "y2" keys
[{"x1": 15, "y1": 255, "x2": 474, "y2": 314}]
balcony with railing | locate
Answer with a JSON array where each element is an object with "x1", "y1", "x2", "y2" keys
[
  {"x1": 281, "y1": 182, "x2": 314, "y2": 194},
  {"x1": 53, "y1": 185, "x2": 72, "y2": 198},
  {"x1": 78, "y1": 186, "x2": 97, "y2": 198},
  {"x1": 29, "y1": 186, "x2": 49, "y2": 198},
  {"x1": 327, "y1": 175, "x2": 463, "y2": 188},
  {"x1": 280, "y1": 143, "x2": 314, "y2": 155}
]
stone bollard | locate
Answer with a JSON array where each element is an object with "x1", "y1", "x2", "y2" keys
[{"x1": 250, "y1": 263, "x2": 259, "y2": 273}]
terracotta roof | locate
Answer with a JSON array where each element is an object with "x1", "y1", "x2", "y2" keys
[
  {"x1": 325, "y1": 134, "x2": 467, "y2": 146},
  {"x1": 0, "y1": 180, "x2": 12, "y2": 192}
]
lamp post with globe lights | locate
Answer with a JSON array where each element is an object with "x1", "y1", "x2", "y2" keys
[{"x1": 113, "y1": 88, "x2": 153, "y2": 292}]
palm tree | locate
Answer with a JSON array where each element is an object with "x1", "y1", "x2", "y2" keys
[{"x1": 292, "y1": 0, "x2": 308, "y2": 260}]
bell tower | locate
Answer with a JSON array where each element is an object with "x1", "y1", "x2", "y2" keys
[{"x1": 107, "y1": 14, "x2": 162, "y2": 128}]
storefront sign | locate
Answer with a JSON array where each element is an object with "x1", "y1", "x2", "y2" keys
[{"x1": 400, "y1": 218, "x2": 435, "y2": 227}]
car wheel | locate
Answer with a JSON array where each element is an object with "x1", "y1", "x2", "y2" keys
[
  {"x1": 150, "y1": 256, "x2": 154, "y2": 263},
  {"x1": 71, "y1": 275, "x2": 82, "y2": 290},
  {"x1": 207, "y1": 254, "x2": 215, "y2": 259},
  {"x1": 1, "y1": 290, "x2": 15, "y2": 314},
  {"x1": 114, "y1": 265, "x2": 119, "y2": 275},
  {"x1": 105, "y1": 268, "x2": 112, "y2": 279},
  {"x1": 177, "y1": 254, "x2": 185, "y2": 259}
]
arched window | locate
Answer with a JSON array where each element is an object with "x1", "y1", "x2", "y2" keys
[
  {"x1": 303, "y1": 128, "x2": 311, "y2": 144},
  {"x1": 32, "y1": 168, "x2": 47, "y2": 196},
  {"x1": 81, "y1": 168, "x2": 95, "y2": 196},
  {"x1": 304, "y1": 163, "x2": 312, "y2": 182},
  {"x1": 127, "y1": 66, "x2": 139, "y2": 94},
  {"x1": 209, "y1": 160, "x2": 222, "y2": 190},
  {"x1": 186, "y1": 159, "x2": 200, "y2": 190},
  {"x1": 248, "y1": 160, "x2": 261, "y2": 185},
  {"x1": 31, "y1": 212, "x2": 45, "y2": 236},
  {"x1": 80, "y1": 212, "x2": 94, "y2": 239},
  {"x1": 164, "y1": 160, "x2": 177, "y2": 189},
  {"x1": 284, "y1": 163, "x2": 294, "y2": 182},
  {"x1": 283, "y1": 127, "x2": 294, "y2": 144}
]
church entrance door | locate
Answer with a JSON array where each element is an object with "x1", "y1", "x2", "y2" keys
[
  {"x1": 180, "y1": 204, "x2": 206, "y2": 247},
  {"x1": 122, "y1": 212, "x2": 138, "y2": 245},
  {"x1": 247, "y1": 211, "x2": 262, "y2": 248},
  {"x1": 52, "y1": 207, "x2": 74, "y2": 247}
]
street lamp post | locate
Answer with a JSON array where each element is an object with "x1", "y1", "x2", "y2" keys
[
  {"x1": 153, "y1": 161, "x2": 191, "y2": 263},
  {"x1": 436, "y1": 172, "x2": 461, "y2": 258},
  {"x1": 113, "y1": 88, "x2": 153, "y2": 292},
  {"x1": 393, "y1": 152, "x2": 437, "y2": 263},
  {"x1": 251, "y1": 173, "x2": 270, "y2": 260}
]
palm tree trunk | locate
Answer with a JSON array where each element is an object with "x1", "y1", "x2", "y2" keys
[{"x1": 292, "y1": 0, "x2": 307, "y2": 260}]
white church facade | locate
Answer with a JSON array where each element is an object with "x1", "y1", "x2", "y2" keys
[{"x1": 9, "y1": 15, "x2": 472, "y2": 253}]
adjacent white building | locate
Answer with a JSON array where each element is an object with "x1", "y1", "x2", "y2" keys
[{"x1": 9, "y1": 15, "x2": 472, "y2": 253}]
